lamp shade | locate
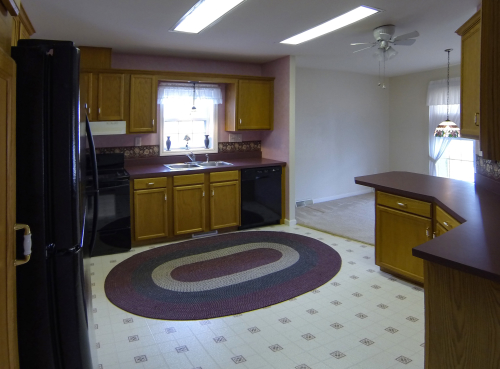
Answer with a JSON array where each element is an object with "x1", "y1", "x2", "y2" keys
[{"x1": 434, "y1": 119, "x2": 460, "y2": 138}]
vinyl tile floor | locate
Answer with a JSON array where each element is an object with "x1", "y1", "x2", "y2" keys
[{"x1": 90, "y1": 225, "x2": 425, "y2": 369}]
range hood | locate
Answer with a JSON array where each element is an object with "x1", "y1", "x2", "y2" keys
[{"x1": 88, "y1": 121, "x2": 126, "y2": 135}]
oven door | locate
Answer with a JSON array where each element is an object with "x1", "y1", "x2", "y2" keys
[{"x1": 90, "y1": 179, "x2": 131, "y2": 257}]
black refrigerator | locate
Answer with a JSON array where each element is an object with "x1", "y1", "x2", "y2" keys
[{"x1": 12, "y1": 40, "x2": 98, "y2": 369}]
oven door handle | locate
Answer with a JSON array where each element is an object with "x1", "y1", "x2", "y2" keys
[{"x1": 99, "y1": 183, "x2": 130, "y2": 191}]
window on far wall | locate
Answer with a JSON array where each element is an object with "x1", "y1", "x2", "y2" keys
[
  {"x1": 158, "y1": 82, "x2": 222, "y2": 156},
  {"x1": 436, "y1": 139, "x2": 475, "y2": 183}
]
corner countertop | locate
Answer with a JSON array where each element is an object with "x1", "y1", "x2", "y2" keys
[
  {"x1": 355, "y1": 171, "x2": 500, "y2": 283},
  {"x1": 125, "y1": 157, "x2": 286, "y2": 179}
]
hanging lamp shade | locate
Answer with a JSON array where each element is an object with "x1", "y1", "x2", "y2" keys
[{"x1": 434, "y1": 49, "x2": 460, "y2": 138}]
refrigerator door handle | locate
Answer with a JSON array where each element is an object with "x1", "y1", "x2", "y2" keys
[
  {"x1": 14, "y1": 223, "x2": 32, "y2": 266},
  {"x1": 85, "y1": 112, "x2": 99, "y2": 254}
]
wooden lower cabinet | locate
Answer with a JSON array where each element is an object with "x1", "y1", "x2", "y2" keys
[
  {"x1": 173, "y1": 184, "x2": 205, "y2": 235},
  {"x1": 376, "y1": 205, "x2": 431, "y2": 283},
  {"x1": 210, "y1": 181, "x2": 239, "y2": 229},
  {"x1": 134, "y1": 188, "x2": 168, "y2": 241}
]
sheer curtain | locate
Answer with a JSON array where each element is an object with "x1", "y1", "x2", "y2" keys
[
  {"x1": 427, "y1": 77, "x2": 460, "y2": 176},
  {"x1": 157, "y1": 82, "x2": 222, "y2": 104}
]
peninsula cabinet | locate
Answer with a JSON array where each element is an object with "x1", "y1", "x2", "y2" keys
[
  {"x1": 173, "y1": 174, "x2": 206, "y2": 235},
  {"x1": 129, "y1": 74, "x2": 157, "y2": 133},
  {"x1": 209, "y1": 171, "x2": 240, "y2": 229},
  {"x1": 433, "y1": 205, "x2": 460, "y2": 237},
  {"x1": 456, "y1": 10, "x2": 481, "y2": 140},
  {"x1": 375, "y1": 192, "x2": 432, "y2": 284},
  {"x1": 133, "y1": 177, "x2": 168, "y2": 241},
  {"x1": 226, "y1": 79, "x2": 274, "y2": 131}
]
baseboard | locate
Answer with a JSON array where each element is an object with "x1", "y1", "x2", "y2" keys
[
  {"x1": 284, "y1": 219, "x2": 297, "y2": 226},
  {"x1": 313, "y1": 189, "x2": 373, "y2": 204}
]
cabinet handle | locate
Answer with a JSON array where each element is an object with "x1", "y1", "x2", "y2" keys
[
  {"x1": 212, "y1": 190, "x2": 215, "y2": 196},
  {"x1": 474, "y1": 112, "x2": 480, "y2": 126},
  {"x1": 433, "y1": 231, "x2": 437, "y2": 239},
  {"x1": 203, "y1": 191, "x2": 205, "y2": 197},
  {"x1": 426, "y1": 227, "x2": 431, "y2": 238},
  {"x1": 148, "y1": 182, "x2": 154, "y2": 185},
  {"x1": 397, "y1": 202, "x2": 407, "y2": 208},
  {"x1": 88, "y1": 107, "x2": 91, "y2": 114},
  {"x1": 443, "y1": 221, "x2": 450, "y2": 227},
  {"x1": 239, "y1": 119, "x2": 242, "y2": 125},
  {"x1": 98, "y1": 108, "x2": 101, "y2": 114},
  {"x1": 152, "y1": 119, "x2": 154, "y2": 127},
  {"x1": 14, "y1": 223, "x2": 32, "y2": 266},
  {"x1": 165, "y1": 194, "x2": 167, "y2": 201}
]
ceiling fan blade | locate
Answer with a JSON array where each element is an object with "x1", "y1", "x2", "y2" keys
[
  {"x1": 353, "y1": 45, "x2": 374, "y2": 53},
  {"x1": 393, "y1": 39, "x2": 416, "y2": 46},
  {"x1": 350, "y1": 42, "x2": 373, "y2": 46},
  {"x1": 393, "y1": 31, "x2": 420, "y2": 42}
]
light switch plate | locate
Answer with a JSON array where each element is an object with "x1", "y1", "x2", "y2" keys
[
  {"x1": 135, "y1": 137, "x2": 142, "y2": 146},
  {"x1": 229, "y1": 133, "x2": 242, "y2": 143}
]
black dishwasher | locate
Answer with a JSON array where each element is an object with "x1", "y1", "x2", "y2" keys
[{"x1": 240, "y1": 166, "x2": 282, "y2": 229}]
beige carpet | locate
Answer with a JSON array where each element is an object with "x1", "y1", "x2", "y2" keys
[{"x1": 295, "y1": 192, "x2": 375, "y2": 245}]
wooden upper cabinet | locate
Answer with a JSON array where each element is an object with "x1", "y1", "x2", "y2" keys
[
  {"x1": 225, "y1": 78, "x2": 274, "y2": 131},
  {"x1": 98, "y1": 73, "x2": 125, "y2": 121},
  {"x1": 79, "y1": 72, "x2": 92, "y2": 122},
  {"x1": 456, "y1": 11, "x2": 481, "y2": 140},
  {"x1": 129, "y1": 75, "x2": 157, "y2": 133}
]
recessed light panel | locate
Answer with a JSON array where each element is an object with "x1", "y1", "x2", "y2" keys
[
  {"x1": 281, "y1": 6, "x2": 381, "y2": 45},
  {"x1": 173, "y1": 0, "x2": 246, "y2": 34}
]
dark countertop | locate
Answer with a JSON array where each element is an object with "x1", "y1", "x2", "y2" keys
[
  {"x1": 355, "y1": 171, "x2": 500, "y2": 283},
  {"x1": 126, "y1": 157, "x2": 286, "y2": 179}
]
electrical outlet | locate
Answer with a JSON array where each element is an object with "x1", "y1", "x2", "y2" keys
[
  {"x1": 135, "y1": 137, "x2": 142, "y2": 146},
  {"x1": 229, "y1": 133, "x2": 242, "y2": 143}
]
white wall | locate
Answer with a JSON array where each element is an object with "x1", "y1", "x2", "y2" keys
[
  {"x1": 295, "y1": 67, "x2": 390, "y2": 203},
  {"x1": 388, "y1": 65, "x2": 461, "y2": 174}
]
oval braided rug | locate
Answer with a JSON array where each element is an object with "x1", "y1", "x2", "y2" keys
[{"x1": 105, "y1": 231, "x2": 342, "y2": 320}]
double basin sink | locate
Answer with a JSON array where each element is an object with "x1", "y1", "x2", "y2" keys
[{"x1": 164, "y1": 161, "x2": 233, "y2": 171}]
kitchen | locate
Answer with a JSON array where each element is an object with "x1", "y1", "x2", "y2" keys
[{"x1": 1, "y1": 0, "x2": 497, "y2": 368}]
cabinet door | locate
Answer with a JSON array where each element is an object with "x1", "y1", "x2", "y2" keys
[
  {"x1": 79, "y1": 72, "x2": 92, "y2": 123},
  {"x1": 238, "y1": 79, "x2": 273, "y2": 130},
  {"x1": 461, "y1": 18, "x2": 481, "y2": 139},
  {"x1": 210, "y1": 181, "x2": 239, "y2": 229},
  {"x1": 376, "y1": 205, "x2": 432, "y2": 283},
  {"x1": 134, "y1": 188, "x2": 168, "y2": 241},
  {"x1": 98, "y1": 73, "x2": 125, "y2": 121},
  {"x1": 173, "y1": 184, "x2": 205, "y2": 235},
  {"x1": 129, "y1": 75, "x2": 157, "y2": 133}
]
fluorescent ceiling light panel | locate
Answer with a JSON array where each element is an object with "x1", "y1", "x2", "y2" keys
[
  {"x1": 173, "y1": 0, "x2": 246, "y2": 34},
  {"x1": 280, "y1": 6, "x2": 380, "y2": 45}
]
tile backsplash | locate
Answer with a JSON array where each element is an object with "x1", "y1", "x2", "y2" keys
[
  {"x1": 476, "y1": 155, "x2": 500, "y2": 181},
  {"x1": 94, "y1": 141, "x2": 261, "y2": 159}
]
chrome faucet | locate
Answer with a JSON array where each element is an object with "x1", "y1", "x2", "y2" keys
[
  {"x1": 186, "y1": 151, "x2": 196, "y2": 162},
  {"x1": 205, "y1": 154, "x2": 210, "y2": 162}
]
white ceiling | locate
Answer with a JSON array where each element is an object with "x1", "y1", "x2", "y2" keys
[{"x1": 22, "y1": 0, "x2": 479, "y2": 76}]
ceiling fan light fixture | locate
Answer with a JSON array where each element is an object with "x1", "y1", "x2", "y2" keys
[
  {"x1": 172, "y1": 0, "x2": 246, "y2": 34},
  {"x1": 280, "y1": 5, "x2": 381, "y2": 45}
]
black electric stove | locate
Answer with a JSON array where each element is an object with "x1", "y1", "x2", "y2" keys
[{"x1": 87, "y1": 153, "x2": 131, "y2": 257}]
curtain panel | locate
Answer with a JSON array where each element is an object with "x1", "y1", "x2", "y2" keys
[{"x1": 158, "y1": 82, "x2": 223, "y2": 104}]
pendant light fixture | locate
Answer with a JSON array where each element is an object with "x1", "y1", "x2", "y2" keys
[
  {"x1": 434, "y1": 49, "x2": 460, "y2": 137},
  {"x1": 191, "y1": 82, "x2": 197, "y2": 115}
]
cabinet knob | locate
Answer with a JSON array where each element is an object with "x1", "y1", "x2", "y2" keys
[
  {"x1": 474, "y1": 112, "x2": 480, "y2": 126},
  {"x1": 397, "y1": 202, "x2": 407, "y2": 208},
  {"x1": 443, "y1": 221, "x2": 450, "y2": 227}
]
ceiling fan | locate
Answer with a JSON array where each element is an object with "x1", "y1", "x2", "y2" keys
[{"x1": 351, "y1": 25, "x2": 419, "y2": 61}]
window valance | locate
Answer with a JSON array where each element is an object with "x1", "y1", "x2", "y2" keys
[
  {"x1": 427, "y1": 77, "x2": 460, "y2": 106},
  {"x1": 158, "y1": 82, "x2": 223, "y2": 104}
]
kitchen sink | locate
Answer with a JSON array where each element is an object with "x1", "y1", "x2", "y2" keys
[
  {"x1": 164, "y1": 163, "x2": 202, "y2": 170},
  {"x1": 198, "y1": 161, "x2": 233, "y2": 167}
]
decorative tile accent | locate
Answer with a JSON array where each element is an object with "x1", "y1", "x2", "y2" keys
[
  {"x1": 360, "y1": 338, "x2": 374, "y2": 346},
  {"x1": 331, "y1": 282, "x2": 341, "y2": 286},
  {"x1": 306, "y1": 309, "x2": 318, "y2": 315},
  {"x1": 233, "y1": 314, "x2": 242, "y2": 317},
  {"x1": 350, "y1": 275, "x2": 359, "y2": 280},
  {"x1": 295, "y1": 365, "x2": 311, "y2": 369},
  {"x1": 360, "y1": 245, "x2": 368, "y2": 248},
  {"x1": 95, "y1": 145, "x2": 160, "y2": 158},
  {"x1": 385, "y1": 327, "x2": 399, "y2": 334},
  {"x1": 96, "y1": 342, "x2": 100, "y2": 349},
  {"x1": 476, "y1": 156, "x2": 500, "y2": 181},
  {"x1": 421, "y1": 343, "x2": 425, "y2": 347},
  {"x1": 279, "y1": 317, "x2": 291, "y2": 324},
  {"x1": 231, "y1": 355, "x2": 246, "y2": 364},
  {"x1": 218, "y1": 141, "x2": 261, "y2": 153},
  {"x1": 347, "y1": 249, "x2": 354, "y2": 252},
  {"x1": 331, "y1": 243, "x2": 338, "y2": 246},
  {"x1": 213, "y1": 336, "x2": 227, "y2": 343},
  {"x1": 330, "y1": 323, "x2": 343, "y2": 329},
  {"x1": 128, "y1": 335, "x2": 139, "y2": 342},
  {"x1": 371, "y1": 285, "x2": 381, "y2": 289},
  {"x1": 352, "y1": 292, "x2": 363, "y2": 297},
  {"x1": 412, "y1": 287, "x2": 423, "y2": 292},
  {"x1": 248, "y1": 327, "x2": 260, "y2": 334},
  {"x1": 123, "y1": 318, "x2": 133, "y2": 324},
  {"x1": 388, "y1": 277, "x2": 398, "y2": 281},
  {"x1": 289, "y1": 297, "x2": 297, "y2": 301},
  {"x1": 134, "y1": 355, "x2": 147, "y2": 363},
  {"x1": 396, "y1": 295, "x2": 407, "y2": 300},
  {"x1": 406, "y1": 316, "x2": 419, "y2": 322},
  {"x1": 92, "y1": 308, "x2": 97, "y2": 313},
  {"x1": 348, "y1": 261, "x2": 356, "y2": 265},
  {"x1": 92, "y1": 294, "x2": 96, "y2": 299},
  {"x1": 312, "y1": 290, "x2": 320, "y2": 294},
  {"x1": 91, "y1": 283, "x2": 95, "y2": 287},
  {"x1": 330, "y1": 351, "x2": 346, "y2": 359},
  {"x1": 367, "y1": 269, "x2": 376, "y2": 273},
  {"x1": 90, "y1": 263, "x2": 94, "y2": 266},
  {"x1": 94, "y1": 324, "x2": 98, "y2": 329},
  {"x1": 302, "y1": 333, "x2": 315, "y2": 341},
  {"x1": 110, "y1": 260, "x2": 116, "y2": 263},
  {"x1": 176, "y1": 346, "x2": 189, "y2": 353},
  {"x1": 98, "y1": 365, "x2": 103, "y2": 369},
  {"x1": 377, "y1": 304, "x2": 389, "y2": 309},
  {"x1": 396, "y1": 356, "x2": 413, "y2": 364},
  {"x1": 363, "y1": 256, "x2": 371, "y2": 259},
  {"x1": 166, "y1": 327, "x2": 176, "y2": 334},
  {"x1": 331, "y1": 300, "x2": 342, "y2": 306},
  {"x1": 356, "y1": 313, "x2": 368, "y2": 319},
  {"x1": 269, "y1": 344, "x2": 283, "y2": 352},
  {"x1": 200, "y1": 320, "x2": 211, "y2": 325}
]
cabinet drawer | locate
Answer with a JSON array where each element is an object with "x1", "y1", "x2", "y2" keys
[
  {"x1": 210, "y1": 170, "x2": 238, "y2": 183},
  {"x1": 436, "y1": 205, "x2": 461, "y2": 230},
  {"x1": 173, "y1": 173, "x2": 204, "y2": 186},
  {"x1": 377, "y1": 191, "x2": 431, "y2": 218},
  {"x1": 134, "y1": 177, "x2": 167, "y2": 190}
]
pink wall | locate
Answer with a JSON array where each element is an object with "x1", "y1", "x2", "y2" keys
[
  {"x1": 261, "y1": 56, "x2": 291, "y2": 218},
  {"x1": 94, "y1": 53, "x2": 265, "y2": 147}
]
